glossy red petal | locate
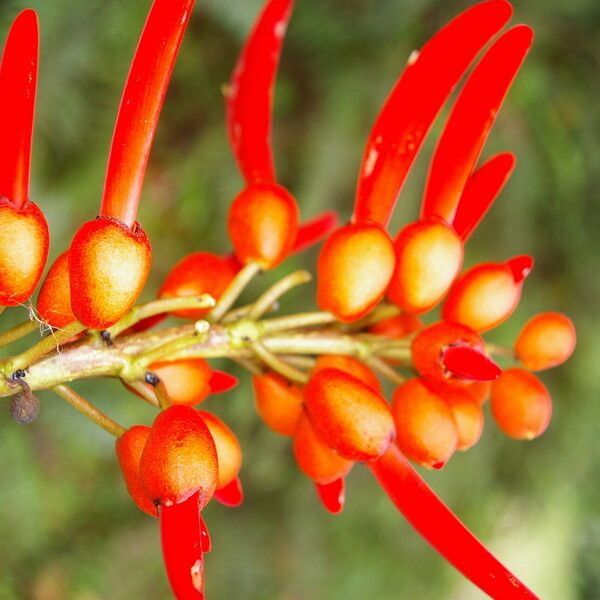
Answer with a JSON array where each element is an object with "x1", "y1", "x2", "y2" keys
[
  {"x1": 225, "y1": 0, "x2": 294, "y2": 184},
  {"x1": 291, "y1": 211, "x2": 339, "y2": 254},
  {"x1": 452, "y1": 152, "x2": 516, "y2": 241},
  {"x1": 0, "y1": 10, "x2": 38, "y2": 209},
  {"x1": 353, "y1": 0, "x2": 512, "y2": 226},
  {"x1": 421, "y1": 26, "x2": 533, "y2": 223},
  {"x1": 159, "y1": 492, "x2": 205, "y2": 599},
  {"x1": 208, "y1": 370, "x2": 239, "y2": 394},
  {"x1": 369, "y1": 445, "x2": 538, "y2": 599},
  {"x1": 507, "y1": 255, "x2": 533, "y2": 283},
  {"x1": 199, "y1": 514, "x2": 212, "y2": 553},
  {"x1": 442, "y1": 345, "x2": 501, "y2": 382},
  {"x1": 100, "y1": 0, "x2": 195, "y2": 228},
  {"x1": 315, "y1": 477, "x2": 345, "y2": 515},
  {"x1": 214, "y1": 477, "x2": 244, "y2": 507}
]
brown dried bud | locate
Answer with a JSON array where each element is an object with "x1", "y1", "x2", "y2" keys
[{"x1": 10, "y1": 387, "x2": 40, "y2": 424}]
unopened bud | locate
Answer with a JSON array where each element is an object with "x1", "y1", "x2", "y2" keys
[{"x1": 10, "y1": 387, "x2": 40, "y2": 424}]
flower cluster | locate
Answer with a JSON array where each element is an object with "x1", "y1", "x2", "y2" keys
[{"x1": 0, "y1": 0, "x2": 576, "y2": 598}]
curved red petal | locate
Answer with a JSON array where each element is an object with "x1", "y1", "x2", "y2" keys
[
  {"x1": 421, "y1": 26, "x2": 533, "y2": 223},
  {"x1": 452, "y1": 152, "x2": 516, "y2": 241},
  {"x1": 225, "y1": 0, "x2": 294, "y2": 184},
  {"x1": 315, "y1": 478, "x2": 345, "y2": 515},
  {"x1": 199, "y1": 514, "x2": 212, "y2": 553},
  {"x1": 369, "y1": 445, "x2": 538, "y2": 599},
  {"x1": 214, "y1": 477, "x2": 244, "y2": 507},
  {"x1": 442, "y1": 345, "x2": 501, "y2": 381},
  {"x1": 208, "y1": 370, "x2": 239, "y2": 394},
  {"x1": 291, "y1": 211, "x2": 339, "y2": 254},
  {"x1": 0, "y1": 10, "x2": 38, "y2": 209},
  {"x1": 159, "y1": 492, "x2": 205, "y2": 599},
  {"x1": 353, "y1": 0, "x2": 513, "y2": 226},
  {"x1": 100, "y1": 0, "x2": 195, "y2": 227}
]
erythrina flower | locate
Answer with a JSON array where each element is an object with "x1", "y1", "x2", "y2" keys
[
  {"x1": 0, "y1": 11, "x2": 49, "y2": 307},
  {"x1": 0, "y1": 1, "x2": 577, "y2": 598},
  {"x1": 69, "y1": 0, "x2": 195, "y2": 329}
]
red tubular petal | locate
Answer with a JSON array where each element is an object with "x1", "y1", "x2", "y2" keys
[
  {"x1": 214, "y1": 477, "x2": 244, "y2": 507},
  {"x1": 208, "y1": 370, "x2": 239, "y2": 394},
  {"x1": 442, "y1": 345, "x2": 501, "y2": 381},
  {"x1": 291, "y1": 211, "x2": 339, "y2": 254},
  {"x1": 352, "y1": 0, "x2": 512, "y2": 226},
  {"x1": 369, "y1": 445, "x2": 538, "y2": 599},
  {"x1": 159, "y1": 492, "x2": 205, "y2": 599},
  {"x1": 225, "y1": 0, "x2": 294, "y2": 184},
  {"x1": 199, "y1": 514, "x2": 212, "y2": 553},
  {"x1": 421, "y1": 26, "x2": 533, "y2": 223},
  {"x1": 452, "y1": 152, "x2": 516, "y2": 241},
  {"x1": 100, "y1": 0, "x2": 195, "y2": 228},
  {"x1": 0, "y1": 10, "x2": 38, "y2": 209},
  {"x1": 315, "y1": 478, "x2": 345, "y2": 515},
  {"x1": 507, "y1": 255, "x2": 533, "y2": 283}
]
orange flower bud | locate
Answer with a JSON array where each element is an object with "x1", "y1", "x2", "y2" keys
[
  {"x1": 252, "y1": 371, "x2": 304, "y2": 436},
  {"x1": 387, "y1": 218, "x2": 463, "y2": 314},
  {"x1": 0, "y1": 198, "x2": 49, "y2": 306},
  {"x1": 515, "y1": 312, "x2": 576, "y2": 371},
  {"x1": 293, "y1": 413, "x2": 353, "y2": 484},
  {"x1": 412, "y1": 321, "x2": 485, "y2": 384},
  {"x1": 392, "y1": 379, "x2": 458, "y2": 468},
  {"x1": 313, "y1": 355, "x2": 381, "y2": 393},
  {"x1": 69, "y1": 217, "x2": 152, "y2": 329},
  {"x1": 36, "y1": 250, "x2": 76, "y2": 328},
  {"x1": 443, "y1": 390, "x2": 484, "y2": 451},
  {"x1": 304, "y1": 368, "x2": 395, "y2": 461},
  {"x1": 317, "y1": 223, "x2": 395, "y2": 322},
  {"x1": 491, "y1": 368, "x2": 552, "y2": 440},
  {"x1": 442, "y1": 256, "x2": 532, "y2": 332},
  {"x1": 227, "y1": 183, "x2": 299, "y2": 269},
  {"x1": 197, "y1": 411, "x2": 242, "y2": 491},
  {"x1": 150, "y1": 359, "x2": 212, "y2": 406},
  {"x1": 139, "y1": 405, "x2": 218, "y2": 508},
  {"x1": 158, "y1": 252, "x2": 240, "y2": 319},
  {"x1": 115, "y1": 425, "x2": 156, "y2": 517}
]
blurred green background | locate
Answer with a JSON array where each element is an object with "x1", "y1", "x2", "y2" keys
[{"x1": 0, "y1": 0, "x2": 597, "y2": 598}]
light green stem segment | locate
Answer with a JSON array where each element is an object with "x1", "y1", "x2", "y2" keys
[
  {"x1": 0, "y1": 320, "x2": 38, "y2": 348},
  {"x1": 208, "y1": 262, "x2": 261, "y2": 322},
  {"x1": 252, "y1": 341, "x2": 308, "y2": 384},
  {"x1": 53, "y1": 384, "x2": 125, "y2": 438},
  {"x1": 248, "y1": 270, "x2": 312, "y2": 320},
  {"x1": 2, "y1": 322, "x2": 86, "y2": 376},
  {"x1": 106, "y1": 294, "x2": 215, "y2": 338}
]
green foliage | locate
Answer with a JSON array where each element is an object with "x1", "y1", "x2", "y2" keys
[{"x1": 0, "y1": 1, "x2": 597, "y2": 598}]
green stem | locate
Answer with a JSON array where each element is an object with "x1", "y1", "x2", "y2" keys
[
  {"x1": 221, "y1": 300, "x2": 279, "y2": 324},
  {"x1": 106, "y1": 295, "x2": 215, "y2": 338},
  {"x1": 366, "y1": 356, "x2": 407, "y2": 386},
  {"x1": 261, "y1": 311, "x2": 337, "y2": 334},
  {"x1": 148, "y1": 376, "x2": 172, "y2": 410},
  {"x1": 0, "y1": 320, "x2": 38, "y2": 348},
  {"x1": 208, "y1": 262, "x2": 261, "y2": 322},
  {"x1": 252, "y1": 341, "x2": 309, "y2": 384},
  {"x1": 247, "y1": 270, "x2": 312, "y2": 320},
  {"x1": 2, "y1": 322, "x2": 86, "y2": 375},
  {"x1": 53, "y1": 384, "x2": 125, "y2": 437},
  {"x1": 135, "y1": 332, "x2": 209, "y2": 371}
]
